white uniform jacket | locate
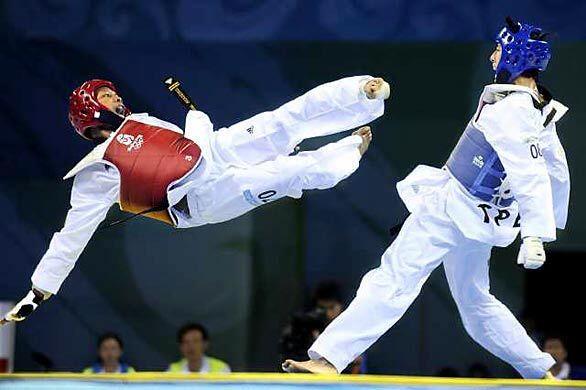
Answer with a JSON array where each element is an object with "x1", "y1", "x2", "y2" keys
[
  {"x1": 31, "y1": 112, "x2": 216, "y2": 294},
  {"x1": 397, "y1": 84, "x2": 569, "y2": 247}
]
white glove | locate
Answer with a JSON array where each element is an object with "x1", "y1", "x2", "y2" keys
[
  {"x1": 1, "y1": 288, "x2": 51, "y2": 324},
  {"x1": 517, "y1": 236, "x2": 546, "y2": 269},
  {"x1": 361, "y1": 78, "x2": 391, "y2": 100}
]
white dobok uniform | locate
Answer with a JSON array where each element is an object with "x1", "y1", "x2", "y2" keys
[
  {"x1": 308, "y1": 84, "x2": 569, "y2": 379},
  {"x1": 31, "y1": 76, "x2": 384, "y2": 295}
]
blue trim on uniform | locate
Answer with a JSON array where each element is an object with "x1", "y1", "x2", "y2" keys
[{"x1": 243, "y1": 190, "x2": 261, "y2": 206}]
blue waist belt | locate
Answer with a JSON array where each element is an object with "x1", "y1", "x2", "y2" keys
[{"x1": 446, "y1": 123, "x2": 514, "y2": 207}]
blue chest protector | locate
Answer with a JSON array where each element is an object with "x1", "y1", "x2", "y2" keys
[{"x1": 446, "y1": 122, "x2": 514, "y2": 207}]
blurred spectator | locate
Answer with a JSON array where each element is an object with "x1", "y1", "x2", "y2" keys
[
  {"x1": 312, "y1": 280, "x2": 344, "y2": 322},
  {"x1": 312, "y1": 280, "x2": 366, "y2": 374},
  {"x1": 542, "y1": 336, "x2": 586, "y2": 380},
  {"x1": 83, "y1": 333, "x2": 135, "y2": 373},
  {"x1": 168, "y1": 323, "x2": 230, "y2": 373},
  {"x1": 466, "y1": 362, "x2": 493, "y2": 378}
]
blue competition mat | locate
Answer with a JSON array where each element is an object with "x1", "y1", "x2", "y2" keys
[{"x1": 1, "y1": 373, "x2": 585, "y2": 390}]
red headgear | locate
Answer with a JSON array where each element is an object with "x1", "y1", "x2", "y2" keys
[{"x1": 68, "y1": 79, "x2": 131, "y2": 139}]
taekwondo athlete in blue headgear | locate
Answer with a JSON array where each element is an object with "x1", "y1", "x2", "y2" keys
[
  {"x1": 283, "y1": 17, "x2": 571, "y2": 380},
  {"x1": 494, "y1": 16, "x2": 552, "y2": 83}
]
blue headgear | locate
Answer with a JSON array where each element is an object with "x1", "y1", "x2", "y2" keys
[{"x1": 495, "y1": 17, "x2": 551, "y2": 83}]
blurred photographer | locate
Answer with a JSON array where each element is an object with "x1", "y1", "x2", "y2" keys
[
  {"x1": 279, "y1": 281, "x2": 367, "y2": 374},
  {"x1": 312, "y1": 280, "x2": 367, "y2": 374},
  {"x1": 279, "y1": 309, "x2": 328, "y2": 364}
]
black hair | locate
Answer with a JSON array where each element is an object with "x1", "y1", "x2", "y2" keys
[
  {"x1": 312, "y1": 280, "x2": 343, "y2": 305},
  {"x1": 520, "y1": 69, "x2": 540, "y2": 81},
  {"x1": 97, "y1": 332, "x2": 124, "y2": 349},
  {"x1": 543, "y1": 334, "x2": 567, "y2": 348},
  {"x1": 177, "y1": 323, "x2": 209, "y2": 343}
]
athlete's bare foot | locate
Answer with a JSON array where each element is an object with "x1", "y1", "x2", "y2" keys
[
  {"x1": 282, "y1": 358, "x2": 338, "y2": 374},
  {"x1": 363, "y1": 77, "x2": 391, "y2": 100},
  {"x1": 353, "y1": 126, "x2": 372, "y2": 156}
]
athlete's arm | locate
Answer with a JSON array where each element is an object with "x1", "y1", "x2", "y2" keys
[
  {"x1": 2, "y1": 164, "x2": 118, "y2": 323},
  {"x1": 477, "y1": 94, "x2": 556, "y2": 242},
  {"x1": 184, "y1": 109, "x2": 214, "y2": 141},
  {"x1": 540, "y1": 124, "x2": 570, "y2": 229},
  {"x1": 32, "y1": 164, "x2": 118, "y2": 294}
]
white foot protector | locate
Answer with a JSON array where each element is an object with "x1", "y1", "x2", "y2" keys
[{"x1": 375, "y1": 81, "x2": 391, "y2": 100}]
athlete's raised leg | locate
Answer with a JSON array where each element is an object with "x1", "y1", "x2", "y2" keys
[
  {"x1": 191, "y1": 127, "x2": 372, "y2": 225},
  {"x1": 210, "y1": 76, "x2": 388, "y2": 167}
]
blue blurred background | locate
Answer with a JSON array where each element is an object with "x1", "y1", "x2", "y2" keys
[{"x1": 0, "y1": 0, "x2": 585, "y2": 378}]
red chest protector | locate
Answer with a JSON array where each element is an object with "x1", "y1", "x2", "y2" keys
[{"x1": 103, "y1": 120, "x2": 202, "y2": 225}]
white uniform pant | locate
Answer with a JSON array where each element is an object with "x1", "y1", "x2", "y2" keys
[
  {"x1": 308, "y1": 211, "x2": 555, "y2": 379},
  {"x1": 181, "y1": 76, "x2": 383, "y2": 226}
]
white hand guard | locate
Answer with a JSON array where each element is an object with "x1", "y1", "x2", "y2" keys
[
  {"x1": 2, "y1": 288, "x2": 51, "y2": 324},
  {"x1": 360, "y1": 78, "x2": 391, "y2": 100},
  {"x1": 373, "y1": 81, "x2": 391, "y2": 100},
  {"x1": 517, "y1": 236, "x2": 546, "y2": 269}
]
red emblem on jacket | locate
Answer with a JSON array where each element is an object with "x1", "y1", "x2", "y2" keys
[{"x1": 103, "y1": 120, "x2": 202, "y2": 225}]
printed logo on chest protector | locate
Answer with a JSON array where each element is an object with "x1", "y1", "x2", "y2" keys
[
  {"x1": 472, "y1": 155, "x2": 485, "y2": 168},
  {"x1": 116, "y1": 133, "x2": 144, "y2": 152}
]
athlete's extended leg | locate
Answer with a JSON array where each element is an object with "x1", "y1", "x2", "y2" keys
[
  {"x1": 209, "y1": 76, "x2": 387, "y2": 167},
  {"x1": 283, "y1": 211, "x2": 460, "y2": 373},
  {"x1": 443, "y1": 242, "x2": 555, "y2": 379},
  {"x1": 190, "y1": 128, "x2": 372, "y2": 225}
]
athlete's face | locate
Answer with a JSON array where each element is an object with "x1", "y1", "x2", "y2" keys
[
  {"x1": 96, "y1": 86, "x2": 126, "y2": 116},
  {"x1": 490, "y1": 43, "x2": 502, "y2": 71}
]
